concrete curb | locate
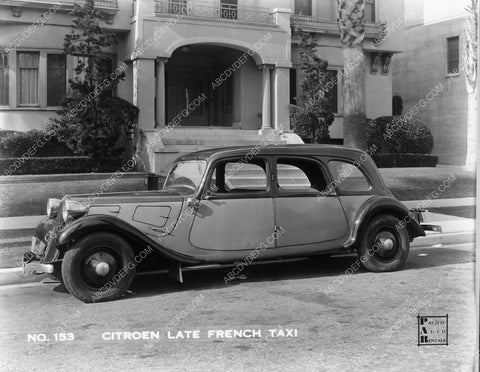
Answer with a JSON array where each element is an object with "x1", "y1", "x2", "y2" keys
[{"x1": 0, "y1": 267, "x2": 50, "y2": 287}]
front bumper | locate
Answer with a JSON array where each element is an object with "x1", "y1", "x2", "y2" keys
[
  {"x1": 22, "y1": 216, "x2": 58, "y2": 274},
  {"x1": 22, "y1": 257, "x2": 54, "y2": 274}
]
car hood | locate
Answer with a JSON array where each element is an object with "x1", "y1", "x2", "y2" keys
[{"x1": 64, "y1": 188, "x2": 186, "y2": 206}]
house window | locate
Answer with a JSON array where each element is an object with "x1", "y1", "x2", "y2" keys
[
  {"x1": 294, "y1": 0, "x2": 312, "y2": 16},
  {"x1": 47, "y1": 54, "x2": 66, "y2": 106},
  {"x1": 326, "y1": 70, "x2": 338, "y2": 113},
  {"x1": 447, "y1": 36, "x2": 459, "y2": 74},
  {"x1": 17, "y1": 52, "x2": 39, "y2": 105},
  {"x1": 365, "y1": 0, "x2": 375, "y2": 23},
  {"x1": 289, "y1": 68, "x2": 297, "y2": 105},
  {"x1": 0, "y1": 52, "x2": 8, "y2": 106}
]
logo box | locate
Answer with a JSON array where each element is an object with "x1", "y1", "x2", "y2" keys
[{"x1": 417, "y1": 314, "x2": 448, "y2": 346}]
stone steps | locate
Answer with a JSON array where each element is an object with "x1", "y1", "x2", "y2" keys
[{"x1": 149, "y1": 127, "x2": 294, "y2": 175}]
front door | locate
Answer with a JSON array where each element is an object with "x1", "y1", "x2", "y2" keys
[
  {"x1": 166, "y1": 66, "x2": 209, "y2": 126},
  {"x1": 273, "y1": 157, "x2": 348, "y2": 249},
  {"x1": 189, "y1": 157, "x2": 275, "y2": 252}
]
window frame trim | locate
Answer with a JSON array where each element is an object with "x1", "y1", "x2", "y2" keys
[{"x1": 16, "y1": 50, "x2": 41, "y2": 107}]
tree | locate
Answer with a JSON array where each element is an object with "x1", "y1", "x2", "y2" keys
[
  {"x1": 337, "y1": 0, "x2": 367, "y2": 150},
  {"x1": 48, "y1": 0, "x2": 136, "y2": 158},
  {"x1": 464, "y1": 0, "x2": 478, "y2": 170},
  {"x1": 290, "y1": 28, "x2": 334, "y2": 143}
]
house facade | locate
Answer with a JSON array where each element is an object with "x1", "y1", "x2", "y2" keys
[
  {"x1": 0, "y1": 0, "x2": 403, "y2": 175},
  {"x1": 392, "y1": 0, "x2": 470, "y2": 165}
]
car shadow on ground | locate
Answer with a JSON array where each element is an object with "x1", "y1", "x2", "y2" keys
[{"x1": 124, "y1": 247, "x2": 473, "y2": 301}]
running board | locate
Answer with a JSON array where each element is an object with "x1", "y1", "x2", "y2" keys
[{"x1": 142, "y1": 257, "x2": 310, "y2": 283}]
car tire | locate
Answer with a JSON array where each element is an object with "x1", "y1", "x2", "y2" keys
[
  {"x1": 61, "y1": 232, "x2": 136, "y2": 303},
  {"x1": 358, "y1": 214, "x2": 410, "y2": 272}
]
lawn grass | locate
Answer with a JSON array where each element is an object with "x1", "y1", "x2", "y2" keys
[{"x1": 379, "y1": 166, "x2": 475, "y2": 201}]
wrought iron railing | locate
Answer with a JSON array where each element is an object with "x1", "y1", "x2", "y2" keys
[
  {"x1": 6, "y1": 0, "x2": 118, "y2": 8},
  {"x1": 291, "y1": 14, "x2": 382, "y2": 38},
  {"x1": 291, "y1": 14, "x2": 338, "y2": 26},
  {"x1": 291, "y1": 14, "x2": 381, "y2": 27},
  {"x1": 154, "y1": 0, "x2": 274, "y2": 25}
]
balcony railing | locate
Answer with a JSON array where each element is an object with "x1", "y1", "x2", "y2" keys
[
  {"x1": 291, "y1": 14, "x2": 381, "y2": 38},
  {"x1": 291, "y1": 14, "x2": 338, "y2": 26},
  {"x1": 3, "y1": 0, "x2": 118, "y2": 10},
  {"x1": 154, "y1": 0, "x2": 274, "y2": 25}
]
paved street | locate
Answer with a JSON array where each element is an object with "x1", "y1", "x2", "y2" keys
[{"x1": 0, "y1": 242, "x2": 475, "y2": 371}]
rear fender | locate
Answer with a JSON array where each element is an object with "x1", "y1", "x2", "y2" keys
[{"x1": 343, "y1": 196, "x2": 425, "y2": 248}]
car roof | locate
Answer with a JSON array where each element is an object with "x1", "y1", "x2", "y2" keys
[{"x1": 176, "y1": 144, "x2": 367, "y2": 162}]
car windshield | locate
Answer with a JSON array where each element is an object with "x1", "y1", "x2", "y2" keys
[{"x1": 164, "y1": 160, "x2": 207, "y2": 191}]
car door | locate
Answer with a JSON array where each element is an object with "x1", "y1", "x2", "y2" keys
[
  {"x1": 273, "y1": 156, "x2": 348, "y2": 249},
  {"x1": 189, "y1": 156, "x2": 275, "y2": 252}
]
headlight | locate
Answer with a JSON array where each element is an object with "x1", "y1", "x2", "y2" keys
[
  {"x1": 46, "y1": 199, "x2": 61, "y2": 218},
  {"x1": 61, "y1": 200, "x2": 88, "y2": 222}
]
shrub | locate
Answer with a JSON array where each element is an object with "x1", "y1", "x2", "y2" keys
[
  {"x1": 47, "y1": 96, "x2": 138, "y2": 158},
  {"x1": 289, "y1": 28, "x2": 334, "y2": 143},
  {"x1": 0, "y1": 157, "x2": 124, "y2": 176},
  {"x1": 372, "y1": 153, "x2": 439, "y2": 168},
  {"x1": 367, "y1": 116, "x2": 434, "y2": 154},
  {"x1": 0, "y1": 130, "x2": 74, "y2": 158}
]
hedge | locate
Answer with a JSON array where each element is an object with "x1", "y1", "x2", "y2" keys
[
  {"x1": 367, "y1": 116, "x2": 434, "y2": 154},
  {"x1": 372, "y1": 153, "x2": 439, "y2": 168},
  {"x1": 0, "y1": 130, "x2": 74, "y2": 158},
  {"x1": 0, "y1": 157, "x2": 127, "y2": 176}
]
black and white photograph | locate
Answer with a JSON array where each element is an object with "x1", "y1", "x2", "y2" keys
[{"x1": 0, "y1": 0, "x2": 478, "y2": 370}]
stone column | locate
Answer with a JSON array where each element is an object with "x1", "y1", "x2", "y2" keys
[
  {"x1": 260, "y1": 64, "x2": 272, "y2": 131},
  {"x1": 272, "y1": 66, "x2": 290, "y2": 131},
  {"x1": 155, "y1": 58, "x2": 167, "y2": 127},
  {"x1": 132, "y1": 57, "x2": 155, "y2": 130}
]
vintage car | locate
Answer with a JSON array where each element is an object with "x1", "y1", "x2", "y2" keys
[{"x1": 24, "y1": 145, "x2": 436, "y2": 303}]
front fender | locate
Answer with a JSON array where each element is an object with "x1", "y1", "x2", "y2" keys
[
  {"x1": 343, "y1": 196, "x2": 425, "y2": 248},
  {"x1": 56, "y1": 214, "x2": 202, "y2": 264}
]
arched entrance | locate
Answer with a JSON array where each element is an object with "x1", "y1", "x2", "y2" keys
[{"x1": 162, "y1": 44, "x2": 262, "y2": 128}]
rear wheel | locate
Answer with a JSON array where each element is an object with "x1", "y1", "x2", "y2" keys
[
  {"x1": 358, "y1": 214, "x2": 410, "y2": 272},
  {"x1": 61, "y1": 232, "x2": 136, "y2": 303}
]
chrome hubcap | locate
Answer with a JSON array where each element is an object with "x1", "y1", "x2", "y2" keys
[
  {"x1": 95, "y1": 262, "x2": 110, "y2": 276},
  {"x1": 373, "y1": 230, "x2": 398, "y2": 261},
  {"x1": 379, "y1": 237, "x2": 394, "y2": 251},
  {"x1": 82, "y1": 250, "x2": 119, "y2": 288}
]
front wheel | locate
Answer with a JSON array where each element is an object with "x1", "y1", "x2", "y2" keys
[
  {"x1": 357, "y1": 214, "x2": 410, "y2": 272},
  {"x1": 61, "y1": 232, "x2": 136, "y2": 303}
]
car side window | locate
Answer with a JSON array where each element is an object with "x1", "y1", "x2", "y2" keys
[
  {"x1": 276, "y1": 158, "x2": 328, "y2": 193},
  {"x1": 328, "y1": 160, "x2": 371, "y2": 192},
  {"x1": 209, "y1": 158, "x2": 267, "y2": 194}
]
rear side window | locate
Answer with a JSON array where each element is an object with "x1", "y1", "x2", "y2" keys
[{"x1": 328, "y1": 160, "x2": 371, "y2": 192}]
